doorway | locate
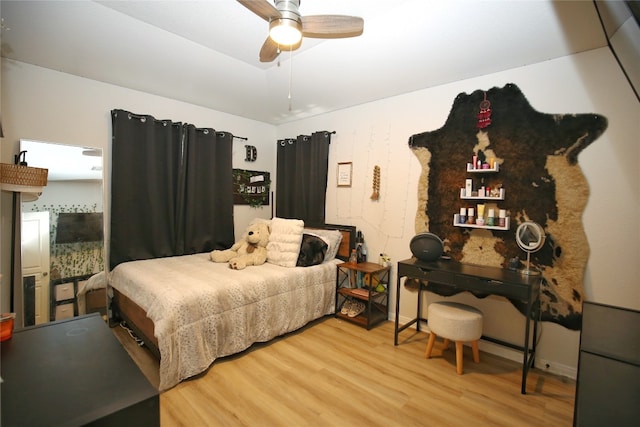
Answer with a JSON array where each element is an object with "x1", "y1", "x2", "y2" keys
[{"x1": 21, "y1": 211, "x2": 50, "y2": 325}]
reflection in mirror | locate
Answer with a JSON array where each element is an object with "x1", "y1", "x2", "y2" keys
[
  {"x1": 19, "y1": 140, "x2": 106, "y2": 327},
  {"x1": 515, "y1": 221, "x2": 545, "y2": 276}
]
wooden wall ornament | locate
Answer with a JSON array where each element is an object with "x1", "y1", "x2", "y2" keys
[
  {"x1": 371, "y1": 165, "x2": 380, "y2": 200},
  {"x1": 407, "y1": 83, "x2": 608, "y2": 330}
]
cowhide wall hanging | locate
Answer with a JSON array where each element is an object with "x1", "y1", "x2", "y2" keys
[{"x1": 408, "y1": 83, "x2": 607, "y2": 330}]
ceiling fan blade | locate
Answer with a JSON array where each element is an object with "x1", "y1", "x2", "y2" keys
[
  {"x1": 260, "y1": 37, "x2": 280, "y2": 62},
  {"x1": 301, "y1": 15, "x2": 364, "y2": 38},
  {"x1": 237, "y1": 0, "x2": 280, "y2": 21},
  {"x1": 259, "y1": 37, "x2": 302, "y2": 62}
]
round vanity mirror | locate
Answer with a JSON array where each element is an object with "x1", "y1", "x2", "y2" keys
[{"x1": 515, "y1": 221, "x2": 545, "y2": 276}]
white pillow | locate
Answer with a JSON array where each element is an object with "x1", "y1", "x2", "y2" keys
[
  {"x1": 267, "y1": 217, "x2": 305, "y2": 267},
  {"x1": 304, "y1": 228, "x2": 342, "y2": 262},
  {"x1": 249, "y1": 217, "x2": 272, "y2": 227}
]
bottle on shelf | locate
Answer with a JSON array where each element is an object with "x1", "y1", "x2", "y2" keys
[
  {"x1": 487, "y1": 208, "x2": 495, "y2": 226},
  {"x1": 349, "y1": 249, "x2": 357, "y2": 264},
  {"x1": 355, "y1": 230, "x2": 367, "y2": 263},
  {"x1": 348, "y1": 249, "x2": 358, "y2": 287},
  {"x1": 499, "y1": 209, "x2": 507, "y2": 227}
]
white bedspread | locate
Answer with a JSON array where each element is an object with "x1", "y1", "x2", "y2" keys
[{"x1": 110, "y1": 253, "x2": 339, "y2": 390}]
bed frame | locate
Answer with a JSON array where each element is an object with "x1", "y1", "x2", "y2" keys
[{"x1": 111, "y1": 223, "x2": 356, "y2": 360}]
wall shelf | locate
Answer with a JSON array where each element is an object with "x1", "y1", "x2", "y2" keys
[
  {"x1": 467, "y1": 164, "x2": 499, "y2": 173},
  {"x1": 453, "y1": 214, "x2": 510, "y2": 230},
  {"x1": 458, "y1": 160, "x2": 507, "y2": 230},
  {"x1": 459, "y1": 188, "x2": 505, "y2": 200}
]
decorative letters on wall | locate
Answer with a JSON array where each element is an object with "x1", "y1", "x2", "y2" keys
[{"x1": 408, "y1": 83, "x2": 608, "y2": 330}]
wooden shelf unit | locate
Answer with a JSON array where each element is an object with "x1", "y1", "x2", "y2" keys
[{"x1": 335, "y1": 262, "x2": 390, "y2": 330}]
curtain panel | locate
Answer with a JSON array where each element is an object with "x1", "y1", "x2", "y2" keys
[
  {"x1": 275, "y1": 131, "x2": 331, "y2": 225},
  {"x1": 110, "y1": 110, "x2": 234, "y2": 269},
  {"x1": 181, "y1": 125, "x2": 234, "y2": 254}
]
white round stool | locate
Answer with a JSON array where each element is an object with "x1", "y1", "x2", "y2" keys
[{"x1": 424, "y1": 301, "x2": 483, "y2": 374}]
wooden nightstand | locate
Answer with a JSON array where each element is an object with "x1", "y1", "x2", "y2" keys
[{"x1": 335, "y1": 261, "x2": 390, "y2": 329}]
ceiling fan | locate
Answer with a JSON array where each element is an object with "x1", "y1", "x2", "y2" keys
[{"x1": 237, "y1": 0, "x2": 364, "y2": 62}]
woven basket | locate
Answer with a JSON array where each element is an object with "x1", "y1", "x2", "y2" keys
[{"x1": 0, "y1": 163, "x2": 49, "y2": 186}]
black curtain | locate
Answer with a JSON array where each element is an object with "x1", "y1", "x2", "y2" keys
[
  {"x1": 110, "y1": 110, "x2": 234, "y2": 269},
  {"x1": 181, "y1": 125, "x2": 234, "y2": 254},
  {"x1": 275, "y1": 131, "x2": 331, "y2": 225}
]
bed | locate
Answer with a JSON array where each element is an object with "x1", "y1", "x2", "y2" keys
[{"x1": 109, "y1": 221, "x2": 355, "y2": 391}]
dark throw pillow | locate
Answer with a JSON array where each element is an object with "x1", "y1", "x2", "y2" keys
[{"x1": 296, "y1": 234, "x2": 328, "y2": 267}]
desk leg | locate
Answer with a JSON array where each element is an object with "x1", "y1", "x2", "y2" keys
[
  {"x1": 394, "y1": 275, "x2": 402, "y2": 345},
  {"x1": 531, "y1": 302, "x2": 539, "y2": 365},
  {"x1": 395, "y1": 276, "x2": 428, "y2": 346},
  {"x1": 521, "y1": 297, "x2": 535, "y2": 395},
  {"x1": 416, "y1": 281, "x2": 423, "y2": 333}
]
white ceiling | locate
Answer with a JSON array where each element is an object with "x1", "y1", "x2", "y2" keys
[
  {"x1": 20, "y1": 140, "x2": 103, "y2": 181},
  {"x1": 1, "y1": 0, "x2": 608, "y2": 125}
]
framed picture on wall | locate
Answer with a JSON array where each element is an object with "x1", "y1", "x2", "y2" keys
[{"x1": 337, "y1": 162, "x2": 352, "y2": 187}]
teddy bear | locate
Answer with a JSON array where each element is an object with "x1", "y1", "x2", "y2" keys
[{"x1": 209, "y1": 221, "x2": 270, "y2": 269}]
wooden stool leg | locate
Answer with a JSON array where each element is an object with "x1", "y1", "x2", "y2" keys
[
  {"x1": 472, "y1": 340, "x2": 480, "y2": 363},
  {"x1": 455, "y1": 341, "x2": 464, "y2": 375},
  {"x1": 442, "y1": 338, "x2": 450, "y2": 350},
  {"x1": 425, "y1": 333, "x2": 437, "y2": 358}
]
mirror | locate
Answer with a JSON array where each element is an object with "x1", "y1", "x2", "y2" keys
[
  {"x1": 18, "y1": 140, "x2": 106, "y2": 327},
  {"x1": 515, "y1": 221, "x2": 545, "y2": 276}
]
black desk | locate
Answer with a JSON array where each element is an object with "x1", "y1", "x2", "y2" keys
[
  {"x1": 394, "y1": 257, "x2": 540, "y2": 394},
  {"x1": 1, "y1": 313, "x2": 159, "y2": 426}
]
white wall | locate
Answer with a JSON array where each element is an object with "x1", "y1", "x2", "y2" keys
[
  {"x1": 277, "y1": 47, "x2": 640, "y2": 378},
  {"x1": 1, "y1": 59, "x2": 275, "y2": 313},
  {"x1": 2, "y1": 46, "x2": 638, "y2": 379}
]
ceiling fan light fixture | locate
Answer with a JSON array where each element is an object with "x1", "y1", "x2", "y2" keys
[{"x1": 269, "y1": 17, "x2": 302, "y2": 46}]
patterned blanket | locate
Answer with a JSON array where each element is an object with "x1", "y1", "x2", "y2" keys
[{"x1": 110, "y1": 253, "x2": 338, "y2": 390}]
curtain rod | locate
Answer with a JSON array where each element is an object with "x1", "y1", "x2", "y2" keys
[
  {"x1": 277, "y1": 131, "x2": 336, "y2": 145},
  {"x1": 121, "y1": 113, "x2": 246, "y2": 140},
  {"x1": 216, "y1": 132, "x2": 247, "y2": 141},
  {"x1": 277, "y1": 131, "x2": 336, "y2": 143}
]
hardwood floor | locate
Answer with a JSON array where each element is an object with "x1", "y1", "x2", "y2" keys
[{"x1": 112, "y1": 317, "x2": 576, "y2": 426}]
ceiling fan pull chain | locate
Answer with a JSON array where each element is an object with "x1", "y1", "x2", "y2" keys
[{"x1": 288, "y1": 47, "x2": 293, "y2": 111}]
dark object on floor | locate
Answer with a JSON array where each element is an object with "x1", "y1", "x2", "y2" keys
[{"x1": 1, "y1": 313, "x2": 159, "y2": 426}]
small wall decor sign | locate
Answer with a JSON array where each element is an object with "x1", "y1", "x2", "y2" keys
[
  {"x1": 337, "y1": 162, "x2": 352, "y2": 187},
  {"x1": 232, "y1": 169, "x2": 270, "y2": 207}
]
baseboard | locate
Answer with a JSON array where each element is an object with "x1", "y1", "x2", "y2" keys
[
  {"x1": 395, "y1": 315, "x2": 577, "y2": 380},
  {"x1": 534, "y1": 357, "x2": 577, "y2": 380}
]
